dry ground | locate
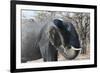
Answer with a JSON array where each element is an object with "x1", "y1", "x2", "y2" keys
[{"x1": 27, "y1": 51, "x2": 90, "y2": 63}]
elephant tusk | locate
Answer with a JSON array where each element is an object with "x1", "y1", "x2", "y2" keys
[{"x1": 71, "y1": 46, "x2": 82, "y2": 50}]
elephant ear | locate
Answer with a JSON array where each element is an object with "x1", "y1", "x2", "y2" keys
[{"x1": 65, "y1": 22, "x2": 81, "y2": 48}]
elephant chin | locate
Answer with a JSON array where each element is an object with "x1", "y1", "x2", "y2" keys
[{"x1": 61, "y1": 46, "x2": 81, "y2": 60}]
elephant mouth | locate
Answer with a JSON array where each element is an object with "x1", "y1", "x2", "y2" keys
[{"x1": 58, "y1": 46, "x2": 81, "y2": 60}]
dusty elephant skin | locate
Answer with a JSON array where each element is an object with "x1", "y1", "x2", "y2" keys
[{"x1": 21, "y1": 19, "x2": 42, "y2": 63}]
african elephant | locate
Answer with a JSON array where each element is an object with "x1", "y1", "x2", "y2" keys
[
  {"x1": 21, "y1": 19, "x2": 81, "y2": 62},
  {"x1": 35, "y1": 19, "x2": 81, "y2": 61}
]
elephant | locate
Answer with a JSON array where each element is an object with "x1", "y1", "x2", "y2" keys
[
  {"x1": 36, "y1": 19, "x2": 81, "y2": 61},
  {"x1": 21, "y1": 19, "x2": 81, "y2": 63}
]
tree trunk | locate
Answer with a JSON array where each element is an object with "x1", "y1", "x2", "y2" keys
[{"x1": 81, "y1": 39, "x2": 87, "y2": 54}]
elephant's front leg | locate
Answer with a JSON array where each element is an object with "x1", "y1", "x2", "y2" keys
[{"x1": 41, "y1": 43, "x2": 58, "y2": 62}]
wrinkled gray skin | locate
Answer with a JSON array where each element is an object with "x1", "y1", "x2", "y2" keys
[
  {"x1": 37, "y1": 22, "x2": 61, "y2": 61},
  {"x1": 21, "y1": 19, "x2": 81, "y2": 62},
  {"x1": 21, "y1": 19, "x2": 42, "y2": 63}
]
